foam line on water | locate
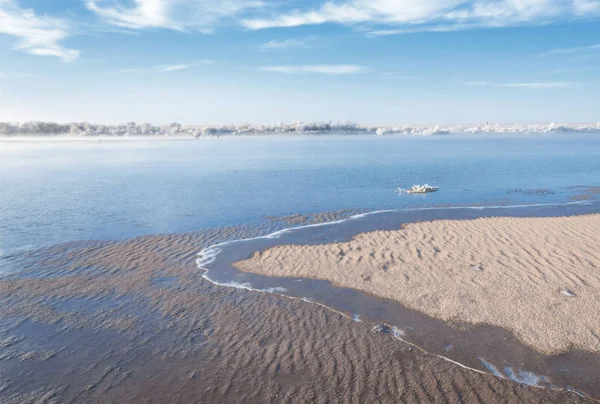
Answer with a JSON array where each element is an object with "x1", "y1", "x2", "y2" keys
[
  {"x1": 196, "y1": 200, "x2": 593, "y2": 282},
  {"x1": 196, "y1": 200, "x2": 590, "y2": 272}
]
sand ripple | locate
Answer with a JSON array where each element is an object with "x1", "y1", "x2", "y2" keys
[{"x1": 236, "y1": 214, "x2": 600, "y2": 354}]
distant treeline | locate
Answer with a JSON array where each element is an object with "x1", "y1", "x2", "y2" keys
[
  {"x1": 0, "y1": 122, "x2": 190, "y2": 136},
  {"x1": 1, "y1": 121, "x2": 598, "y2": 137},
  {"x1": 0, "y1": 121, "x2": 371, "y2": 137}
]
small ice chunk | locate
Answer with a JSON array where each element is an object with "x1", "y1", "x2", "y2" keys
[
  {"x1": 373, "y1": 323, "x2": 392, "y2": 334},
  {"x1": 561, "y1": 289, "x2": 576, "y2": 297},
  {"x1": 372, "y1": 324, "x2": 404, "y2": 338},
  {"x1": 391, "y1": 326, "x2": 405, "y2": 338}
]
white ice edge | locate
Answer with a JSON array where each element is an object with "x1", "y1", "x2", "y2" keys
[{"x1": 196, "y1": 199, "x2": 595, "y2": 399}]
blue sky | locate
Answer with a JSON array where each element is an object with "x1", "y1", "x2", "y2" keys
[{"x1": 0, "y1": 0, "x2": 599, "y2": 125}]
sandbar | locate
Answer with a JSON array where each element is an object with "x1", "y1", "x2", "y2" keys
[{"x1": 235, "y1": 214, "x2": 600, "y2": 354}]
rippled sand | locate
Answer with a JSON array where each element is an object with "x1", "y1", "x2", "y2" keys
[
  {"x1": 236, "y1": 214, "x2": 600, "y2": 355},
  {"x1": 0, "y1": 211, "x2": 595, "y2": 403}
]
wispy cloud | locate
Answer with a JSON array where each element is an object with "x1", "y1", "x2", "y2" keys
[
  {"x1": 466, "y1": 81, "x2": 580, "y2": 89},
  {"x1": 0, "y1": 0, "x2": 79, "y2": 62},
  {"x1": 544, "y1": 67, "x2": 591, "y2": 75},
  {"x1": 540, "y1": 43, "x2": 600, "y2": 56},
  {"x1": 86, "y1": 0, "x2": 265, "y2": 32},
  {"x1": 260, "y1": 64, "x2": 366, "y2": 75},
  {"x1": 119, "y1": 60, "x2": 213, "y2": 74},
  {"x1": 367, "y1": 24, "x2": 474, "y2": 37},
  {"x1": 160, "y1": 64, "x2": 191, "y2": 72},
  {"x1": 241, "y1": 0, "x2": 600, "y2": 35},
  {"x1": 259, "y1": 37, "x2": 313, "y2": 51}
]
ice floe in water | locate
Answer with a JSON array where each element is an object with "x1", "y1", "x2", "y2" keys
[{"x1": 372, "y1": 323, "x2": 405, "y2": 338}]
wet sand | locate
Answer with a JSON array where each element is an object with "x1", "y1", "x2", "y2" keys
[
  {"x1": 1, "y1": 213, "x2": 594, "y2": 403},
  {"x1": 236, "y1": 214, "x2": 600, "y2": 355}
]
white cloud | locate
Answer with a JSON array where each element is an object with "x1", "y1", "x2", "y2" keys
[
  {"x1": 259, "y1": 38, "x2": 312, "y2": 51},
  {"x1": 86, "y1": 0, "x2": 173, "y2": 30},
  {"x1": 544, "y1": 67, "x2": 590, "y2": 74},
  {"x1": 261, "y1": 64, "x2": 366, "y2": 74},
  {"x1": 572, "y1": 0, "x2": 600, "y2": 14},
  {"x1": 244, "y1": 0, "x2": 462, "y2": 29},
  {"x1": 540, "y1": 43, "x2": 600, "y2": 56},
  {"x1": 241, "y1": 0, "x2": 600, "y2": 34},
  {"x1": 119, "y1": 60, "x2": 213, "y2": 73},
  {"x1": 86, "y1": 0, "x2": 265, "y2": 32},
  {"x1": 0, "y1": 0, "x2": 79, "y2": 62},
  {"x1": 466, "y1": 80, "x2": 580, "y2": 88},
  {"x1": 160, "y1": 64, "x2": 191, "y2": 72},
  {"x1": 367, "y1": 24, "x2": 473, "y2": 36}
]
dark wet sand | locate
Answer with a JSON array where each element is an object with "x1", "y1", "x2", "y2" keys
[{"x1": 0, "y1": 212, "x2": 596, "y2": 403}]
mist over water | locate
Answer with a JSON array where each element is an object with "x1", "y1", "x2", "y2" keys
[{"x1": 1, "y1": 133, "x2": 599, "y2": 253}]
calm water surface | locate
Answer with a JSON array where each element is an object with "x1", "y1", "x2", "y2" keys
[{"x1": 1, "y1": 134, "x2": 599, "y2": 253}]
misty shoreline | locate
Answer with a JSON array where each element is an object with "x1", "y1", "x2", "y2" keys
[{"x1": 1, "y1": 121, "x2": 599, "y2": 138}]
